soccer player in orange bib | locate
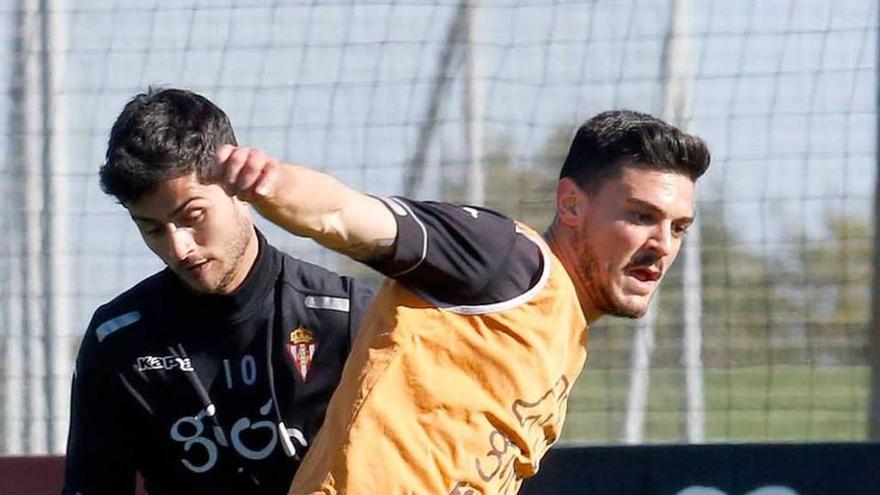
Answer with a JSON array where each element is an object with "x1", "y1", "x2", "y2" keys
[{"x1": 213, "y1": 110, "x2": 710, "y2": 494}]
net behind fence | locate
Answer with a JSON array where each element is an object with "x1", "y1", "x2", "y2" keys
[{"x1": 0, "y1": 0, "x2": 876, "y2": 454}]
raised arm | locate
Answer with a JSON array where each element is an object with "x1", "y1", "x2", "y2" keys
[
  {"x1": 216, "y1": 145, "x2": 544, "y2": 306},
  {"x1": 214, "y1": 145, "x2": 397, "y2": 261}
]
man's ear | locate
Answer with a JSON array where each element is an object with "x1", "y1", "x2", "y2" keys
[{"x1": 555, "y1": 177, "x2": 586, "y2": 227}]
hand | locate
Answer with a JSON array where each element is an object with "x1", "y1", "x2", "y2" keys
[
  {"x1": 215, "y1": 144, "x2": 397, "y2": 259},
  {"x1": 214, "y1": 144, "x2": 281, "y2": 203}
]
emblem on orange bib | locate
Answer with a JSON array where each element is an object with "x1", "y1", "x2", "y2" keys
[{"x1": 287, "y1": 327, "x2": 316, "y2": 381}]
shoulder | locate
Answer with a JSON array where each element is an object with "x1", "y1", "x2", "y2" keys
[
  {"x1": 279, "y1": 253, "x2": 355, "y2": 294},
  {"x1": 276, "y1": 252, "x2": 376, "y2": 311},
  {"x1": 273, "y1": 251, "x2": 376, "y2": 344},
  {"x1": 370, "y1": 197, "x2": 544, "y2": 305},
  {"x1": 90, "y1": 270, "x2": 167, "y2": 335},
  {"x1": 78, "y1": 270, "x2": 170, "y2": 370}
]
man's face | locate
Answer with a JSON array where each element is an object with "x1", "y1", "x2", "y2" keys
[
  {"x1": 126, "y1": 173, "x2": 256, "y2": 295},
  {"x1": 572, "y1": 165, "x2": 695, "y2": 318}
]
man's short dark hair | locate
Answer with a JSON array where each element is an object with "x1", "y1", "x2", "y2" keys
[
  {"x1": 560, "y1": 110, "x2": 710, "y2": 194},
  {"x1": 100, "y1": 87, "x2": 237, "y2": 204}
]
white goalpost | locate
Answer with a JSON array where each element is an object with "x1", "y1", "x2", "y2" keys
[{"x1": 623, "y1": 0, "x2": 705, "y2": 444}]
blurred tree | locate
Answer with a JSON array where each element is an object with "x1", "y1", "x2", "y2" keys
[
  {"x1": 784, "y1": 215, "x2": 872, "y2": 366},
  {"x1": 440, "y1": 128, "x2": 568, "y2": 232}
]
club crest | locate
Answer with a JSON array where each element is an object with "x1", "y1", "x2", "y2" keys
[{"x1": 287, "y1": 327, "x2": 316, "y2": 381}]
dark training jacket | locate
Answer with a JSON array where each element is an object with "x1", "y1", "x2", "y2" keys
[{"x1": 63, "y1": 230, "x2": 375, "y2": 494}]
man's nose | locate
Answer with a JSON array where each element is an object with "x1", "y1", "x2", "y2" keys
[
  {"x1": 647, "y1": 222, "x2": 673, "y2": 258},
  {"x1": 168, "y1": 227, "x2": 194, "y2": 262}
]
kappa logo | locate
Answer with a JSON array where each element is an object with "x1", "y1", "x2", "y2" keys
[
  {"x1": 136, "y1": 355, "x2": 194, "y2": 372},
  {"x1": 287, "y1": 327, "x2": 316, "y2": 381}
]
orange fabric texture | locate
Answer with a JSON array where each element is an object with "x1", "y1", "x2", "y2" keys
[{"x1": 291, "y1": 227, "x2": 588, "y2": 495}]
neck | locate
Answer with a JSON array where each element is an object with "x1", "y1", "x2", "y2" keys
[
  {"x1": 543, "y1": 222, "x2": 603, "y2": 325},
  {"x1": 221, "y1": 226, "x2": 260, "y2": 294}
]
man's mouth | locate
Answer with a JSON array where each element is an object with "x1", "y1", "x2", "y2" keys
[
  {"x1": 181, "y1": 260, "x2": 209, "y2": 273},
  {"x1": 625, "y1": 266, "x2": 661, "y2": 283}
]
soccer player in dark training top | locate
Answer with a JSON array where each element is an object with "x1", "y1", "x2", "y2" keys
[
  {"x1": 62, "y1": 88, "x2": 375, "y2": 495},
  {"x1": 198, "y1": 109, "x2": 710, "y2": 494}
]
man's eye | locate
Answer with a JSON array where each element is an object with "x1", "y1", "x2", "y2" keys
[
  {"x1": 630, "y1": 212, "x2": 654, "y2": 224},
  {"x1": 186, "y1": 210, "x2": 205, "y2": 224},
  {"x1": 175, "y1": 210, "x2": 204, "y2": 228}
]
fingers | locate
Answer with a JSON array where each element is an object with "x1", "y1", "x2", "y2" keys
[
  {"x1": 232, "y1": 149, "x2": 267, "y2": 191},
  {"x1": 214, "y1": 143, "x2": 236, "y2": 167},
  {"x1": 253, "y1": 159, "x2": 280, "y2": 197},
  {"x1": 214, "y1": 145, "x2": 281, "y2": 202}
]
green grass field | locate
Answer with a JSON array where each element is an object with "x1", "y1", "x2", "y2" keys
[{"x1": 560, "y1": 364, "x2": 870, "y2": 444}]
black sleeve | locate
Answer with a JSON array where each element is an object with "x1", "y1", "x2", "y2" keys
[
  {"x1": 366, "y1": 197, "x2": 543, "y2": 306},
  {"x1": 63, "y1": 315, "x2": 137, "y2": 495}
]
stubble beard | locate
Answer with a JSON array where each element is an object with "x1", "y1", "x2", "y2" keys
[
  {"x1": 212, "y1": 209, "x2": 254, "y2": 294},
  {"x1": 578, "y1": 237, "x2": 649, "y2": 320}
]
